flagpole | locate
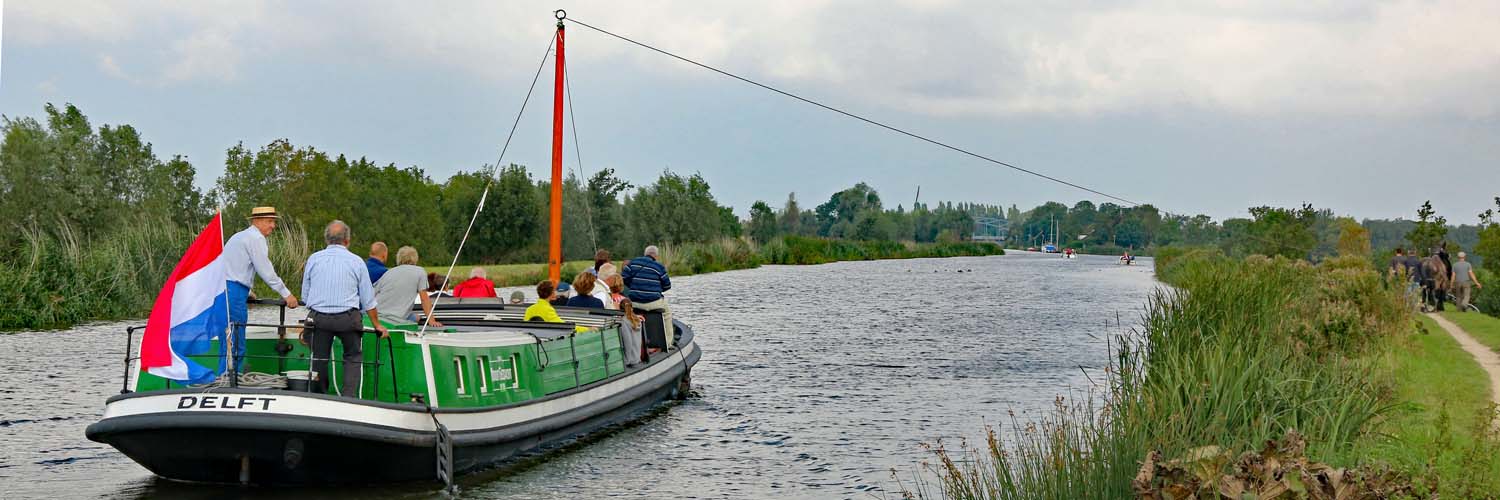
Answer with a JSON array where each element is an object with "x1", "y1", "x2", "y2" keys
[{"x1": 218, "y1": 209, "x2": 233, "y2": 382}]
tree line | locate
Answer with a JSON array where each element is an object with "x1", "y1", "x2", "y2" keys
[{"x1": 0, "y1": 103, "x2": 986, "y2": 267}]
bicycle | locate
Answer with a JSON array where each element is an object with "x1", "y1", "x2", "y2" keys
[{"x1": 1444, "y1": 290, "x2": 1481, "y2": 313}]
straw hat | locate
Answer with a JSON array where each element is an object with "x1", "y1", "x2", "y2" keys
[{"x1": 248, "y1": 206, "x2": 280, "y2": 219}]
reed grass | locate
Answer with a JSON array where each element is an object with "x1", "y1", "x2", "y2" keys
[
  {"x1": 911, "y1": 251, "x2": 1420, "y2": 499},
  {"x1": 0, "y1": 217, "x2": 311, "y2": 330}
]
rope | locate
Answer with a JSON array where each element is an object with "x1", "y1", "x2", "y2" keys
[
  {"x1": 563, "y1": 15, "x2": 1141, "y2": 207},
  {"x1": 564, "y1": 54, "x2": 600, "y2": 252},
  {"x1": 421, "y1": 32, "x2": 555, "y2": 337},
  {"x1": 194, "y1": 371, "x2": 287, "y2": 389}
]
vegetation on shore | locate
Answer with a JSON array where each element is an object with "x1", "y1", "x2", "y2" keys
[
  {"x1": 912, "y1": 247, "x2": 1500, "y2": 498},
  {"x1": 0, "y1": 103, "x2": 1001, "y2": 330}
]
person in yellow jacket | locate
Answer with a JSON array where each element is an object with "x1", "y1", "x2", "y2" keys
[{"x1": 524, "y1": 280, "x2": 588, "y2": 332}]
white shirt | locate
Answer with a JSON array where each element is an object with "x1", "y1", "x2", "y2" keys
[{"x1": 222, "y1": 225, "x2": 291, "y2": 297}]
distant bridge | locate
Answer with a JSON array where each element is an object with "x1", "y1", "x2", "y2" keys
[{"x1": 973, "y1": 216, "x2": 1007, "y2": 243}]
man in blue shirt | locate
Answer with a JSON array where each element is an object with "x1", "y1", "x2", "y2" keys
[
  {"x1": 303, "y1": 220, "x2": 388, "y2": 396},
  {"x1": 622, "y1": 245, "x2": 673, "y2": 348},
  {"x1": 366, "y1": 241, "x2": 389, "y2": 284}
]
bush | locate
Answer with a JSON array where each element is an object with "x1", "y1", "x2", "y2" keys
[{"x1": 1471, "y1": 268, "x2": 1499, "y2": 314}]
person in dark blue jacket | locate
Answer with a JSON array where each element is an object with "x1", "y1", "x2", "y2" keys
[
  {"x1": 366, "y1": 241, "x2": 389, "y2": 284},
  {"x1": 622, "y1": 245, "x2": 673, "y2": 347}
]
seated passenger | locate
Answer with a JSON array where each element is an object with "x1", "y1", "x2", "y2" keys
[
  {"x1": 372, "y1": 246, "x2": 442, "y2": 327},
  {"x1": 525, "y1": 280, "x2": 587, "y2": 332},
  {"x1": 604, "y1": 274, "x2": 626, "y2": 309},
  {"x1": 425, "y1": 272, "x2": 452, "y2": 298},
  {"x1": 595, "y1": 263, "x2": 618, "y2": 308},
  {"x1": 619, "y1": 298, "x2": 656, "y2": 359},
  {"x1": 550, "y1": 281, "x2": 572, "y2": 306},
  {"x1": 452, "y1": 267, "x2": 497, "y2": 298},
  {"x1": 617, "y1": 298, "x2": 645, "y2": 366},
  {"x1": 567, "y1": 271, "x2": 605, "y2": 308},
  {"x1": 509, "y1": 290, "x2": 525, "y2": 304}
]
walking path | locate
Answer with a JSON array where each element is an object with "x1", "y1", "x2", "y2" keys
[{"x1": 1428, "y1": 313, "x2": 1500, "y2": 414}]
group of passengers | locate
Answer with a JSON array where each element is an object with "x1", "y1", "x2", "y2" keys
[{"x1": 223, "y1": 207, "x2": 677, "y2": 395}]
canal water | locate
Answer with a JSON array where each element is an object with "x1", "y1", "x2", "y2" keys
[{"x1": 0, "y1": 252, "x2": 1155, "y2": 499}]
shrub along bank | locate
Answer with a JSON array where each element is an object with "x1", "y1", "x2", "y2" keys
[{"x1": 915, "y1": 249, "x2": 1500, "y2": 498}]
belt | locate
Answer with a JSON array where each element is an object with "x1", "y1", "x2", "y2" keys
[{"x1": 310, "y1": 308, "x2": 359, "y2": 316}]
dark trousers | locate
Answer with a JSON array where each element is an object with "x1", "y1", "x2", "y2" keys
[{"x1": 309, "y1": 309, "x2": 364, "y2": 397}]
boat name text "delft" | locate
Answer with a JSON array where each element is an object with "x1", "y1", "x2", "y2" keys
[{"x1": 177, "y1": 395, "x2": 275, "y2": 411}]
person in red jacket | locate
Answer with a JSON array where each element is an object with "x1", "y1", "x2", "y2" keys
[{"x1": 452, "y1": 267, "x2": 497, "y2": 298}]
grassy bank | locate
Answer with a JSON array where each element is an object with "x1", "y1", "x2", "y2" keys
[
  {"x1": 915, "y1": 250, "x2": 1500, "y2": 498},
  {"x1": 428, "y1": 236, "x2": 1004, "y2": 288}
]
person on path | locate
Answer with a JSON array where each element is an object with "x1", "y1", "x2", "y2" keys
[
  {"x1": 622, "y1": 245, "x2": 673, "y2": 347},
  {"x1": 373, "y1": 246, "x2": 442, "y2": 327},
  {"x1": 1451, "y1": 252, "x2": 1483, "y2": 311},
  {"x1": 367, "y1": 242, "x2": 389, "y2": 284},
  {"x1": 221, "y1": 206, "x2": 299, "y2": 372},
  {"x1": 302, "y1": 220, "x2": 388, "y2": 396}
]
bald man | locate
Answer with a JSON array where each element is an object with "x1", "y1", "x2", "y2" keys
[{"x1": 366, "y1": 241, "x2": 389, "y2": 284}]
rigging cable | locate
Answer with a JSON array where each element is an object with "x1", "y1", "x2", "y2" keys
[
  {"x1": 563, "y1": 14, "x2": 1141, "y2": 207},
  {"x1": 420, "y1": 33, "x2": 555, "y2": 337},
  {"x1": 564, "y1": 54, "x2": 600, "y2": 252}
]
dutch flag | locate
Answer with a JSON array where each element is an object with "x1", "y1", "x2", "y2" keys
[{"x1": 139, "y1": 212, "x2": 229, "y2": 385}]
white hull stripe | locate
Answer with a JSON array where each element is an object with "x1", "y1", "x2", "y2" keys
[{"x1": 101, "y1": 341, "x2": 697, "y2": 433}]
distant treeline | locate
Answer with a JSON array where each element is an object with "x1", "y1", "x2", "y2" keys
[
  {"x1": 0, "y1": 103, "x2": 1003, "y2": 329},
  {"x1": 1005, "y1": 199, "x2": 1497, "y2": 267},
  {"x1": 2, "y1": 104, "x2": 994, "y2": 266}
]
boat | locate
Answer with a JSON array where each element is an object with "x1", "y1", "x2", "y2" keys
[
  {"x1": 86, "y1": 14, "x2": 700, "y2": 487},
  {"x1": 87, "y1": 302, "x2": 699, "y2": 486}
]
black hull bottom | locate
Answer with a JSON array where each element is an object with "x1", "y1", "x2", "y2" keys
[
  {"x1": 94, "y1": 368, "x2": 691, "y2": 486},
  {"x1": 101, "y1": 378, "x2": 675, "y2": 483}
]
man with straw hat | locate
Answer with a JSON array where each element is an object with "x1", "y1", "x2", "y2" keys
[{"x1": 222, "y1": 206, "x2": 300, "y2": 372}]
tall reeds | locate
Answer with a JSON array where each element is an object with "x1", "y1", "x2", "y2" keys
[
  {"x1": 914, "y1": 252, "x2": 1413, "y2": 499},
  {"x1": 0, "y1": 217, "x2": 312, "y2": 330}
]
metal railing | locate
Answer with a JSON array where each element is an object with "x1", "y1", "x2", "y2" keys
[{"x1": 118, "y1": 299, "x2": 400, "y2": 401}]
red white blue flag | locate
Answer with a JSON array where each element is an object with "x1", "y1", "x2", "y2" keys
[{"x1": 139, "y1": 212, "x2": 228, "y2": 384}]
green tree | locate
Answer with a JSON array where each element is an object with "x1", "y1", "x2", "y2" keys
[
  {"x1": 1244, "y1": 204, "x2": 1318, "y2": 259},
  {"x1": 1405, "y1": 200, "x2": 1448, "y2": 254},
  {"x1": 1476, "y1": 197, "x2": 1500, "y2": 275},
  {"x1": 748, "y1": 201, "x2": 778, "y2": 244},
  {"x1": 1335, "y1": 217, "x2": 1372, "y2": 258}
]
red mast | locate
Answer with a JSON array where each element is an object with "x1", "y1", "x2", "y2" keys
[{"x1": 548, "y1": 14, "x2": 566, "y2": 285}]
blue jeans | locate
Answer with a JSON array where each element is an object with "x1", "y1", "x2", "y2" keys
[{"x1": 227, "y1": 281, "x2": 250, "y2": 372}]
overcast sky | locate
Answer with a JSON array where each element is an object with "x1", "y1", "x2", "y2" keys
[{"x1": 3, "y1": 0, "x2": 1497, "y2": 222}]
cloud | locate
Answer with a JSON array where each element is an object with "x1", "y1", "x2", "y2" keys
[{"x1": 11, "y1": 0, "x2": 1500, "y2": 117}]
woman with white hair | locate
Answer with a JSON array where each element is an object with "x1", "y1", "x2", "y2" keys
[{"x1": 452, "y1": 266, "x2": 498, "y2": 298}]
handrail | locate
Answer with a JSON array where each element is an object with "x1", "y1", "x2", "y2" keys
[{"x1": 118, "y1": 307, "x2": 403, "y2": 402}]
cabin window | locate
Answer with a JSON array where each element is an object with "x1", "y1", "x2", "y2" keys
[
  {"x1": 453, "y1": 357, "x2": 467, "y2": 395},
  {"x1": 476, "y1": 357, "x2": 490, "y2": 393}
]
